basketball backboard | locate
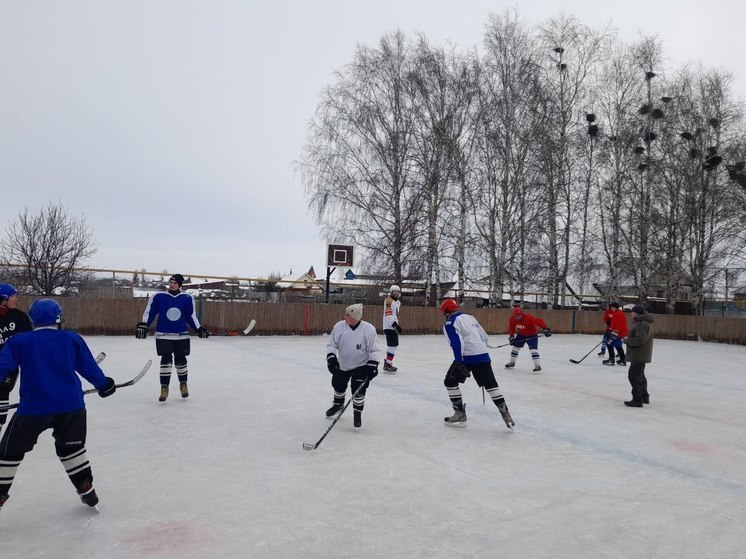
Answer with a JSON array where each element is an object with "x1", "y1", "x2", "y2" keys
[{"x1": 327, "y1": 244, "x2": 353, "y2": 267}]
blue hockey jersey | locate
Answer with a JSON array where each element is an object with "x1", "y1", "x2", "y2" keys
[
  {"x1": 0, "y1": 328, "x2": 108, "y2": 415},
  {"x1": 141, "y1": 291, "x2": 201, "y2": 339}
]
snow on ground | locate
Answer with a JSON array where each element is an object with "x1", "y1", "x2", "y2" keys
[{"x1": 1, "y1": 333, "x2": 745, "y2": 559}]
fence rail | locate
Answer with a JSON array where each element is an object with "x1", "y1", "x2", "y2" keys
[{"x1": 15, "y1": 297, "x2": 746, "y2": 344}]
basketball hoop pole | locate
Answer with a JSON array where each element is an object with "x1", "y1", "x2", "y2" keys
[{"x1": 325, "y1": 266, "x2": 336, "y2": 303}]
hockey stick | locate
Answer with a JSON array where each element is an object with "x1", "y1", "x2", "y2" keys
[
  {"x1": 214, "y1": 319, "x2": 257, "y2": 337},
  {"x1": 0, "y1": 359, "x2": 152, "y2": 412},
  {"x1": 569, "y1": 341, "x2": 603, "y2": 364},
  {"x1": 487, "y1": 334, "x2": 538, "y2": 349},
  {"x1": 303, "y1": 380, "x2": 367, "y2": 451}
]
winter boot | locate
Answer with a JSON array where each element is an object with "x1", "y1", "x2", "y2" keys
[
  {"x1": 504, "y1": 362, "x2": 516, "y2": 369},
  {"x1": 383, "y1": 362, "x2": 398, "y2": 373},
  {"x1": 444, "y1": 404, "x2": 467, "y2": 427},
  {"x1": 159, "y1": 386, "x2": 169, "y2": 402},
  {"x1": 353, "y1": 411, "x2": 362, "y2": 430},
  {"x1": 642, "y1": 395, "x2": 650, "y2": 404},
  {"x1": 602, "y1": 359, "x2": 615, "y2": 366},
  {"x1": 325, "y1": 402, "x2": 343, "y2": 418},
  {"x1": 77, "y1": 480, "x2": 99, "y2": 507},
  {"x1": 497, "y1": 403, "x2": 515, "y2": 429},
  {"x1": 624, "y1": 399, "x2": 643, "y2": 407},
  {"x1": 179, "y1": 382, "x2": 189, "y2": 398}
]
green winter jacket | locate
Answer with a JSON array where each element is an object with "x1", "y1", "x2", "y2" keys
[{"x1": 624, "y1": 312, "x2": 654, "y2": 363}]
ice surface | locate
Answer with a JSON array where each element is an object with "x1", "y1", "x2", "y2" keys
[{"x1": 1, "y1": 334, "x2": 744, "y2": 558}]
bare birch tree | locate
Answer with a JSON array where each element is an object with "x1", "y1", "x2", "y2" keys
[{"x1": 1, "y1": 202, "x2": 98, "y2": 295}]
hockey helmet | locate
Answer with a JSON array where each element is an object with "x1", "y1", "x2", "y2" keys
[
  {"x1": 439, "y1": 299, "x2": 459, "y2": 314},
  {"x1": 29, "y1": 298, "x2": 63, "y2": 327},
  {"x1": 0, "y1": 283, "x2": 17, "y2": 303}
]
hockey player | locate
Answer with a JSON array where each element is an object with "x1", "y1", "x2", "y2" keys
[
  {"x1": 0, "y1": 298, "x2": 116, "y2": 511},
  {"x1": 0, "y1": 284, "x2": 33, "y2": 430},
  {"x1": 325, "y1": 303, "x2": 380, "y2": 430},
  {"x1": 382, "y1": 284, "x2": 402, "y2": 372},
  {"x1": 505, "y1": 305, "x2": 551, "y2": 372},
  {"x1": 135, "y1": 274, "x2": 210, "y2": 402},
  {"x1": 603, "y1": 302, "x2": 628, "y2": 366},
  {"x1": 598, "y1": 304, "x2": 615, "y2": 357},
  {"x1": 622, "y1": 305, "x2": 654, "y2": 407},
  {"x1": 440, "y1": 299, "x2": 514, "y2": 430}
]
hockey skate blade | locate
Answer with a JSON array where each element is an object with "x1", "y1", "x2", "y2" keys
[
  {"x1": 302, "y1": 442, "x2": 316, "y2": 451},
  {"x1": 243, "y1": 319, "x2": 256, "y2": 335},
  {"x1": 444, "y1": 422, "x2": 467, "y2": 428}
]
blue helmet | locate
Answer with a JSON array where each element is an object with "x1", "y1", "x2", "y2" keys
[
  {"x1": 29, "y1": 298, "x2": 63, "y2": 327},
  {"x1": 0, "y1": 283, "x2": 17, "y2": 303}
]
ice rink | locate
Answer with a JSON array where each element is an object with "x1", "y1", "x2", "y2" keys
[{"x1": 1, "y1": 332, "x2": 744, "y2": 559}]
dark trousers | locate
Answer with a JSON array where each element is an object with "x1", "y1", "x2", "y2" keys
[
  {"x1": 0, "y1": 408, "x2": 93, "y2": 497},
  {"x1": 330, "y1": 366, "x2": 369, "y2": 413},
  {"x1": 0, "y1": 369, "x2": 20, "y2": 425},
  {"x1": 628, "y1": 362, "x2": 649, "y2": 402}
]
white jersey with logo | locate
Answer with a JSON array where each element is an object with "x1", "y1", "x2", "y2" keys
[
  {"x1": 327, "y1": 320, "x2": 381, "y2": 371},
  {"x1": 382, "y1": 296, "x2": 401, "y2": 330}
]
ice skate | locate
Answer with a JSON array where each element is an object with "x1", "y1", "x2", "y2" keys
[
  {"x1": 77, "y1": 480, "x2": 99, "y2": 508},
  {"x1": 504, "y1": 362, "x2": 515, "y2": 369},
  {"x1": 325, "y1": 402, "x2": 343, "y2": 418},
  {"x1": 353, "y1": 410, "x2": 362, "y2": 430},
  {"x1": 597, "y1": 350, "x2": 605, "y2": 357},
  {"x1": 383, "y1": 362, "x2": 398, "y2": 373},
  {"x1": 497, "y1": 403, "x2": 515, "y2": 430},
  {"x1": 444, "y1": 405, "x2": 467, "y2": 427},
  {"x1": 616, "y1": 360, "x2": 627, "y2": 366},
  {"x1": 158, "y1": 385, "x2": 169, "y2": 402},
  {"x1": 179, "y1": 382, "x2": 189, "y2": 398},
  {"x1": 532, "y1": 365, "x2": 542, "y2": 373},
  {"x1": 602, "y1": 359, "x2": 615, "y2": 366}
]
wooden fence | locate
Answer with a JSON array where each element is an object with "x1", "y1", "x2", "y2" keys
[{"x1": 15, "y1": 296, "x2": 746, "y2": 344}]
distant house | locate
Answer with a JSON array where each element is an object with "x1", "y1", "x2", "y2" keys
[{"x1": 276, "y1": 267, "x2": 323, "y2": 295}]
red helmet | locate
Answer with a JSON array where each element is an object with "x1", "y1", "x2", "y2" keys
[{"x1": 439, "y1": 299, "x2": 459, "y2": 314}]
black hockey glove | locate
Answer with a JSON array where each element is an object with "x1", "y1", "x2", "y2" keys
[
  {"x1": 98, "y1": 377, "x2": 116, "y2": 398},
  {"x1": 326, "y1": 353, "x2": 341, "y2": 374},
  {"x1": 365, "y1": 360, "x2": 379, "y2": 381},
  {"x1": 392, "y1": 322, "x2": 403, "y2": 334},
  {"x1": 508, "y1": 336, "x2": 516, "y2": 346},
  {"x1": 196, "y1": 326, "x2": 211, "y2": 339},
  {"x1": 135, "y1": 322, "x2": 148, "y2": 339},
  {"x1": 543, "y1": 328, "x2": 552, "y2": 337}
]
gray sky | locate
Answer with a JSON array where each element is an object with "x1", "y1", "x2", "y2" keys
[{"x1": 1, "y1": 0, "x2": 744, "y2": 279}]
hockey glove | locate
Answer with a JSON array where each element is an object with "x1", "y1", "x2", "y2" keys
[
  {"x1": 392, "y1": 322, "x2": 403, "y2": 334},
  {"x1": 326, "y1": 353, "x2": 341, "y2": 374},
  {"x1": 508, "y1": 336, "x2": 516, "y2": 346},
  {"x1": 543, "y1": 328, "x2": 552, "y2": 337},
  {"x1": 365, "y1": 360, "x2": 379, "y2": 381},
  {"x1": 196, "y1": 326, "x2": 211, "y2": 339},
  {"x1": 135, "y1": 322, "x2": 148, "y2": 339},
  {"x1": 98, "y1": 377, "x2": 116, "y2": 398}
]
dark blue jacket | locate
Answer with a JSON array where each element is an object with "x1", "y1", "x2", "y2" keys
[{"x1": 0, "y1": 328, "x2": 107, "y2": 415}]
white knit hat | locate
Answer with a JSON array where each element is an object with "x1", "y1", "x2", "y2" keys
[{"x1": 346, "y1": 303, "x2": 363, "y2": 321}]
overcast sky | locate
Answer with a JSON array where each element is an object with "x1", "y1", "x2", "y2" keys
[{"x1": 1, "y1": 0, "x2": 744, "y2": 280}]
